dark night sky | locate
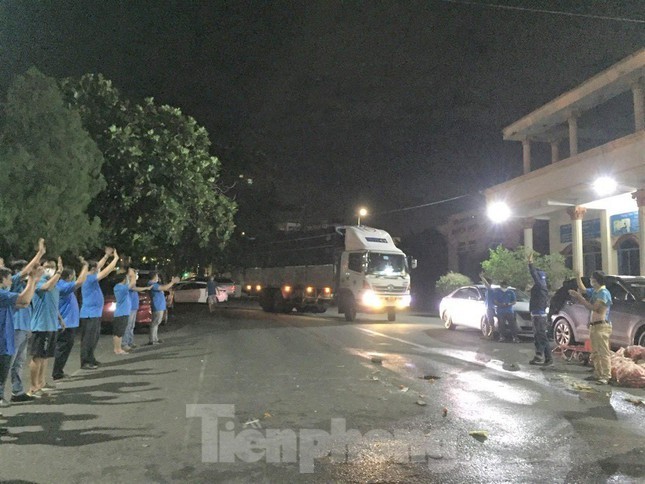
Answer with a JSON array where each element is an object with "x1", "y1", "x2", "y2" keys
[{"x1": 1, "y1": 0, "x2": 644, "y2": 235}]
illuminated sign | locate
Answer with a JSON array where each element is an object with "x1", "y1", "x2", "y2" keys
[{"x1": 610, "y1": 211, "x2": 639, "y2": 237}]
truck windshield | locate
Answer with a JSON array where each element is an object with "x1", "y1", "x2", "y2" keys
[{"x1": 366, "y1": 253, "x2": 408, "y2": 276}]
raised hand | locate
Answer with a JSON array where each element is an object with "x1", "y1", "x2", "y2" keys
[
  {"x1": 38, "y1": 238, "x2": 46, "y2": 254},
  {"x1": 79, "y1": 255, "x2": 88, "y2": 266},
  {"x1": 31, "y1": 266, "x2": 45, "y2": 279},
  {"x1": 105, "y1": 246, "x2": 114, "y2": 256},
  {"x1": 171, "y1": 276, "x2": 180, "y2": 284}
]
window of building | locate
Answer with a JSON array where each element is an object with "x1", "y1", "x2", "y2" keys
[{"x1": 618, "y1": 238, "x2": 640, "y2": 275}]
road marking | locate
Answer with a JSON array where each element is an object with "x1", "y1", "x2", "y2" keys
[{"x1": 182, "y1": 334, "x2": 211, "y2": 450}]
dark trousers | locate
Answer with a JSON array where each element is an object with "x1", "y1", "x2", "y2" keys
[
  {"x1": 0, "y1": 354, "x2": 12, "y2": 399},
  {"x1": 53, "y1": 327, "x2": 77, "y2": 378},
  {"x1": 497, "y1": 312, "x2": 518, "y2": 339},
  {"x1": 79, "y1": 318, "x2": 100, "y2": 366},
  {"x1": 532, "y1": 314, "x2": 551, "y2": 360}
]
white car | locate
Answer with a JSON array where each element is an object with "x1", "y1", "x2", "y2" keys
[
  {"x1": 439, "y1": 284, "x2": 534, "y2": 338},
  {"x1": 172, "y1": 281, "x2": 208, "y2": 304}
]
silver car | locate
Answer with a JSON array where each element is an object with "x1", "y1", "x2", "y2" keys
[
  {"x1": 551, "y1": 276, "x2": 645, "y2": 348},
  {"x1": 439, "y1": 284, "x2": 534, "y2": 338}
]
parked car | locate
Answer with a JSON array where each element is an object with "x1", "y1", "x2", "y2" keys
[
  {"x1": 173, "y1": 281, "x2": 208, "y2": 304},
  {"x1": 214, "y1": 277, "x2": 240, "y2": 298},
  {"x1": 551, "y1": 275, "x2": 645, "y2": 348},
  {"x1": 439, "y1": 284, "x2": 534, "y2": 338},
  {"x1": 99, "y1": 275, "x2": 153, "y2": 329}
]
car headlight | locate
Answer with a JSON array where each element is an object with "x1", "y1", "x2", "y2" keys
[{"x1": 396, "y1": 295, "x2": 412, "y2": 308}]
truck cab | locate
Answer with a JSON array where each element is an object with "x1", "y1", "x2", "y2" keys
[{"x1": 336, "y1": 226, "x2": 413, "y2": 321}]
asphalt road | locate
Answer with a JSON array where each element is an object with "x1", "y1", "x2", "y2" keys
[{"x1": 1, "y1": 301, "x2": 644, "y2": 483}]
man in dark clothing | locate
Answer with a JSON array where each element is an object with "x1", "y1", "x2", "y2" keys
[
  {"x1": 528, "y1": 252, "x2": 552, "y2": 366},
  {"x1": 493, "y1": 280, "x2": 519, "y2": 343}
]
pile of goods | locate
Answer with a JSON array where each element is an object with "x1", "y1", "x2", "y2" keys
[{"x1": 610, "y1": 345, "x2": 645, "y2": 388}]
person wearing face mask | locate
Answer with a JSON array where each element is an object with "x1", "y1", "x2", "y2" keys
[
  {"x1": 147, "y1": 272, "x2": 180, "y2": 345},
  {"x1": 122, "y1": 269, "x2": 150, "y2": 352},
  {"x1": 51, "y1": 257, "x2": 90, "y2": 381},
  {"x1": 0, "y1": 238, "x2": 46, "y2": 406},
  {"x1": 0, "y1": 265, "x2": 42, "y2": 434},
  {"x1": 79, "y1": 247, "x2": 119, "y2": 369},
  {"x1": 28, "y1": 257, "x2": 64, "y2": 396},
  {"x1": 493, "y1": 280, "x2": 519, "y2": 343}
]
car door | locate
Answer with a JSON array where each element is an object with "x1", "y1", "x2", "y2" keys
[
  {"x1": 174, "y1": 282, "x2": 201, "y2": 303},
  {"x1": 606, "y1": 280, "x2": 636, "y2": 347},
  {"x1": 450, "y1": 287, "x2": 482, "y2": 328}
]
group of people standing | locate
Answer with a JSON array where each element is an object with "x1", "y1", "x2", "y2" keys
[
  {"x1": 481, "y1": 252, "x2": 613, "y2": 382},
  {"x1": 0, "y1": 240, "x2": 180, "y2": 432}
]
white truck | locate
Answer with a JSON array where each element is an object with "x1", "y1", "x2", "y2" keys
[{"x1": 234, "y1": 225, "x2": 415, "y2": 322}]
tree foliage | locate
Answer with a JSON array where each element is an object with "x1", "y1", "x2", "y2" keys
[
  {"x1": 60, "y1": 74, "x2": 237, "y2": 267},
  {"x1": 480, "y1": 245, "x2": 573, "y2": 291},
  {"x1": 436, "y1": 271, "x2": 472, "y2": 297},
  {"x1": 0, "y1": 68, "x2": 104, "y2": 256}
]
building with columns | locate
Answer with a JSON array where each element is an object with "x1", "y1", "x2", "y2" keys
[{"x1": 485, "y1": 48, "x2": 645, "y2": 276}]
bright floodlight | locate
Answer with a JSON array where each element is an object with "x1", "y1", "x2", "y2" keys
[
  {"x1": 487, "y1": 202, "x2": 511, "y2": 223},
  {"x1": 359, "y1": 208, "x2": 367, "y2": 217},
  {"x1": 593, "y1": 176, "x2": 617, "y2": 196}
]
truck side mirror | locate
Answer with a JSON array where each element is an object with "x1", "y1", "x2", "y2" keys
[{"x1": 410, "y1": 258, "x2": 417, "y2": 270}]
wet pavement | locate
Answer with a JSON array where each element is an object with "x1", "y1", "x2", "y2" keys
[{"x1": 1, "y1": 300, "x2": 643, "y2": 483}]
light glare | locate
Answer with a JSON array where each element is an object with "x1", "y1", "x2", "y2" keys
[
  {"x1": 593, "y1": 176, "x2": 617, "y2": 196},
  {"x1": 487, "y1": 202, "x2": 511, "y2": 223}
]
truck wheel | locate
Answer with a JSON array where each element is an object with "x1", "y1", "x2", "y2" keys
[
  {"x1": 345, "y1": 300, "x2": 356, "y2": 322},
  {"x1": 259, "y1": 289, "x2": 275, "y2": 312},
  {"x1": 387, "y1": 309, "x2": 396, "y2": 322},
  {"x1": 273, "y1": 291, "x2": 284, "y2": 313}
]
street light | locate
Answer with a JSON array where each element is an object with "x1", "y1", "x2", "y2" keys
[
  {"x1": 357, "y1": 207, "x2": 368, "y2": 225},
  {"x1": 487, "y1": 201, "x2": 511, "y2": 223},
  {"x1": 593, "y1": 176, "x2": 617, "y2": 196}
]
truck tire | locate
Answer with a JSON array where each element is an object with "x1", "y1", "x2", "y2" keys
[
  {"x1": 273, "y1": 290, "x2": 285, "y2": 313},
  {"x1": 387, "y1": 309, "x2": 396, "y2": 322},
  {"x1": 345, "y1": 299, "x2": 357, "y2": 322}
]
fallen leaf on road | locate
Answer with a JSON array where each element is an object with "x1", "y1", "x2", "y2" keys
[
  {"x1": 399, "y1": 386, "x2": 409, "y2": 392},
  {"x1": 416, "y1": 400, "x2": 427, "y2": 406},
  {"x1": 624, "y1": 397, "x2": 645, "y2": 406},
  {"x1": 421, "y1": 375, "x2": 441, "y2": 380},
  {"x1": 571, "y1": 382, "x2": 596, "y2": 393},
  {"x1": 468, "y1": 430, "x2": 489, "y2": 442},
  {"x1": 502, "y1": 362, "x2": 520, "y2": 371},
  {"x1": 371, "y1": 357, "x2": 383, "y2": 364},
  {"x1": 263, "y1": 412, "x2": 272, "y2": 419},
  {"x1": 371, "y1": 376, "x2": 380, "y2": 381},
  {"x1": 442, "y1": 407, "x2": 448, "y2": 417}
]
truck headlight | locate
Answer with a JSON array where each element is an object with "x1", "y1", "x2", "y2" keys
[
  {"x1": 362, "y1": 290, "x2": 383, "y2": 309},
  {"x1": 396, "y1": 295, "x2": 412, "y2": 308}
]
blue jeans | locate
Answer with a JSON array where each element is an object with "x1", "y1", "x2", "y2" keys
[
  {"x1": 532, "y1": 314, "x2": 551, "y2": 360},
  {"x1": 1, "y1": 330, "x2": 31, "y2": 396},
  {"x1": 122, "y1": 311, "x2": 137, "y2": 347}
]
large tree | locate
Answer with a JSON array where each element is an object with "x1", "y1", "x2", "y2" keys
[
  {"x1": 61, "y1": 74, "x2": 236, "y2": 268},
  {"x1": 0, "y1": 68, "x2": 104, "y2": 256}
]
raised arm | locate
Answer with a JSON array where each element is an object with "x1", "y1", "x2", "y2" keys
[
  {"x1": 19, "y1": 238, "x2": 46, "y2": 277},
  {"x1": 127, "y1": 268, "x2": 137, "y2": 289},
  {"x1": 16, "y1": 266, "x2": 44, "y2": 308},
  {"x1": 159, "y1": 276, "x2": 180, "y2": 292},
  {"x1": 40, "y1": 257, "x2": 64, "y2": 291},
  {"x1": 74, "y1": 256, "x2": 90, "y2": 289},
  {"x1": 96, "y1": 247, "x2": 114, "y2": 271},
  {"x1": 574, "y1": 272, "x2": 587, "y2": 292},
  {"x1": 479, "y1": 272, "x2": 491, "y2": 289},
  {"x1": 98, "y1": 250, "x2": 119, "y2": 280}
]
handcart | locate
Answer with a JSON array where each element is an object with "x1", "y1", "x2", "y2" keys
[{"x1": 552, "y1": 339, "x2": 592, "y2": 365}]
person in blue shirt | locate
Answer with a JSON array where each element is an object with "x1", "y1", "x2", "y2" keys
[
  {"x1": 569, "y1": 270, "x2": 613, "y2": 385},
  {"x1": 28, "y1": 257, "x2": 64, "y2": 396},
  {"x1": 122, "y1": 269, "x2": 151, "y2": 352},
  {"x1": 79, "y1": 247, "x2": 119, "y2": 369},
  {"x1": 493, "y1": 280, "x2": 519, "y2": 343},
  {"x1": 0, "y1": 265, "x2": 41, "y2": 433},
  {"x1": 207, "y1": 276, "x2": 217, "y2": 313},
  {"x1": 147, "y1": 272, "x2": 179, "y2": 345},
  {"x1": 112, "y1": 267, "x2": 139, "y2": 355},
  {"x1": 51, "y1": 257, "x2": 90, "y2": 381},
  {"x1": 1, "y1": 238, "x2": 46, "y2": 404}
]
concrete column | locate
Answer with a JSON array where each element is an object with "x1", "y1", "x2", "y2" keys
[
  {"x1": 522, "y1": 139, "x2": 531, "y2": 174},
  {"x1": 522, "y1": 217, "x2": 535, "y2": 252},
  {"x1": 599, "y1": 209, "x2": 615, "y2": 274},
  {"x1": 632, "y1": 189, "x2": 645, "y2": 276},
  {"x1": 567, "y1": 206, "x2": 586, "y2": 275},
  {"x1": 550, "y1": 140, "x2": 560, "y2": 163},
  {"x1": 568, "y1": 114, "x2": 578, "y2": 157},
  {"x1": 633, "y1": 81, "x2": 644, "y2": 132}
]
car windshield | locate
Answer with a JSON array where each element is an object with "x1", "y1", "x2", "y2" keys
[
  {"x1": 366, "y1": 253, "x2": 408, "y2": 276},
  {"x1": 483, "y1": 287, "x2": 529, "y2": 302}
]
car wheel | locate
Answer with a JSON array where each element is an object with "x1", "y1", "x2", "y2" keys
[
  {"x1": 443, "y1": 312, "x2": 455, "y2": 330},
  {"x1": 553, "y1": 319, "x2": 575, "y2": 346},
  {"x1": 635, "y1": 327, "x2": 645, "y2": 347},
  {"x1": 481, "y1": 317, "x2": 494, "y2": 339}
]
